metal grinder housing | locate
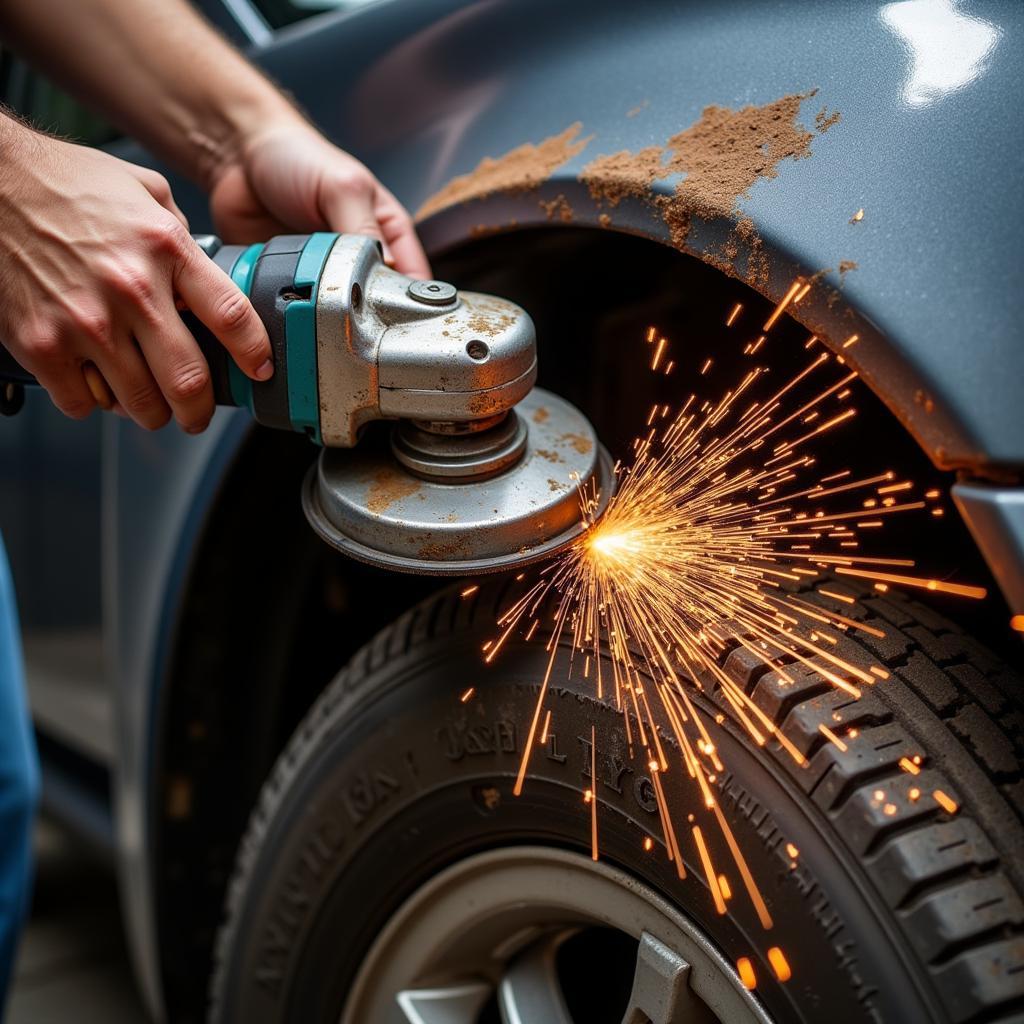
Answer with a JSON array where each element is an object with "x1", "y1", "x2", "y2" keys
[{"x1": 185, "y1": 233, "x2": 614, "y2": 574}]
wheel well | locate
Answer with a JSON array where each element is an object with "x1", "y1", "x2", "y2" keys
[
  {"x1": 151, "y1": 225, "x2": 1012, "y2": 1019},
  {"x1": 151, "y1": 428, "x2": 438, "y2": 1018}
]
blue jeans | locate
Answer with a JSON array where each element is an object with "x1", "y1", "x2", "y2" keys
[{"x1": 0, "y1": 539, "x2": 38, "y2": 1014}]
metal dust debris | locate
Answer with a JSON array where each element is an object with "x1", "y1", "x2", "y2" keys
[
  {"x1": 365, "y1": 468, "x2": 422, "y2": 513},
  {"x1": 417, "y1": 123, "x2": 592, "y2": 220},
  {"x1": 539, "y1": 193, "x2": 574, "y2": 223}
]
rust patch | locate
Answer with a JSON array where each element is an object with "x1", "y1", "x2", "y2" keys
[
  {"x1": 532, "y1": 406, "x2": 550, "y2": 424},
  {"x1": 580, "y1": 90, "x2": 837, "y2": 286},
  {"x1": 417, "y1": 91, "x2": 838, "y2": 291},
  {"x1": 468, "y1": 294, "x2": 524, "y2": 337},
  {"x1": 839, "y1": 260, "x2": 858, "y2": 278},
  {"x1": 560, "y1": 432, "x2": 593, "y2": 455},
  {"x1": 539, "y1": 193, "x2": 574, "y2": 223},
  {"x1": 418, "y1": 539, "x2": 467, "y2": 560},
  {"x1": 626, "y1": 99, "x2": 649, "y2": 118},
  {"x1": 581, "y1": 145, "x2": 665, "y2": 208},
  {"x1": 365, "y1": 468, "x2": 421, "y2": 514},
  {"x1": 535, "y1": 448, "x2": 562, "y2": 464},
  {"x1": 417, "y1": 123, "x2": 592, "y2": 220},
  {"x1": 548, "y1": 478, "x2": 565, "y2": 492},
  {"x1": 815, "y1": 105, "x2": 842, "y2": 133}
]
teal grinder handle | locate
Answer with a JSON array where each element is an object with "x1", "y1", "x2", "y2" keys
[{"x1": 183, "y1": 232, "x2": 337, "y2": 443}]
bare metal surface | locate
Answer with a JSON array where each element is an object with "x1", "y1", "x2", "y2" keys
[
  {"x1": 341, "y1": 846, "x2": 769, "y2": 1024},
  {"x1": 303, "y1": 387, "x2": 614, "y2": 574}
]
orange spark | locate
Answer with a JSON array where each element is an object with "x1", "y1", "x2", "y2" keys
[
  {"x1": 651, "y1": 337, "x2": 667, "y2": 371},
  {"x1": 737, "y1": 957, "x2": 757, "y2": 990},
  {"x1": 834, "y1": 568, "x2": 986, "y2": 599},
  {"x1": 819, "y1": 724, "x2": 848, "y2": 752},
  {"x1": 488, "y1": 320, "x2": 987, "y2": 947},
  {"x1": 693, "y1": 825, "x2": 727, "y2": 914},
  {"x1": 764, "y1": 279, "x2": 803, "y2": 331},
  {"x1": 768, "y1": 947, "x2": 792, "y2": 983},
  {"x1": 589, "y1": 726, "x2": 599, "y2": 860}
]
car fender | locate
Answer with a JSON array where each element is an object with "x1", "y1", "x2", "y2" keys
[{"x1": 113, "y1": 0, "x2": 1024, "y2": 1016}]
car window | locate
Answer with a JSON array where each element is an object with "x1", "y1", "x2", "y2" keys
[{"x1": 249, "y1": 0, "x2": 382, "y2": 29}]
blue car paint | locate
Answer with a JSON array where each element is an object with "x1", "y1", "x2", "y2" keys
[
  {"x1": 7, "y1": 2, "x2": 1021, "y2": 1018},
  {"x1": 103, "y1": 407, "x2": 254, "y2": 1013}
]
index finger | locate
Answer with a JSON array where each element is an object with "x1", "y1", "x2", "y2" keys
[
  {"x1": 376, "y1": 186, "x2": 432, "y2": 280},
  {"x1": 172, "y1": 240, "x2": 273, "y2": 381}
]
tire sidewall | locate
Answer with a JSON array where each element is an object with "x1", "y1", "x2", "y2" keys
[{"x1": 212, "y1": 624, "x2": 941, "y2": 1024}]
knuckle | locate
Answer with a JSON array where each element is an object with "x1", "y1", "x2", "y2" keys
[
  {"x1": 24, "y1": 326, "x2": 63, "y2": 365},
  {"x1": 69, "y1": 305, "x2": 112, "y2": 348},
  {"x1": 121, "y1": 377, "x2": 162, "y2": 414},
  {"x1": 104, "y1": 261, "x2": 156, "y2": 306},
  {"x1": 150, "y1": 172, "x2": 172, "y2": 201},
  {"x1": 235, "y1": 335, "x2": 269, "y2": 364},
  {"x1": 167, "y1": 363, "x2": 210, "y2": 403},
  {"x1": 212, "y1": 289, "x2": 253, "y2": 335},
  {"x1": 146, "y1": 217, "x2": 190, "y2": 257}
]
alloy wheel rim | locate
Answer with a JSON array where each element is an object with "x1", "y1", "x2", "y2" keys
[{"x1": 341, "y1": 845, "x2": 771, "y2": 1024}]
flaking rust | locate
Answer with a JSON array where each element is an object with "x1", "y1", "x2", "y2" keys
[
  {"x1": 416, "y1": 123, "x2": 592, "y2": 220},
  {"x1": 416, "y1": 91, "x2": 841, "y2": 288}
]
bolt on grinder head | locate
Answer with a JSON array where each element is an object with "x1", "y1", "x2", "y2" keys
[{"x1": 301, "y1": 235, "x2": 614, "y2": 575}]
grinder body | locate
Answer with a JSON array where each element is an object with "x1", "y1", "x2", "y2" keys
[
  {"x1": 0, "y1": 232, "x2": 613, "y2": 575},
  {"x1": 187, "y1": 232, "x2": 538, "y2": 449}
]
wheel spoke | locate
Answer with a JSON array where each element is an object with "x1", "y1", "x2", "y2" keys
[
  {"x1": 396, "y1": 980, "x2": 492, "y2": 1024},
  {"x1": 498, "y1": 930, "x2": 575, "y2": 1024},
  {"x1": 621, "y1": 932, "x2": 717, "y2": 1024}
]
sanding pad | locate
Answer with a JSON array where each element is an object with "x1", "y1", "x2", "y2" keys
[{"x1": 302, "y1": 388, "x2": 614, "y2": 575}]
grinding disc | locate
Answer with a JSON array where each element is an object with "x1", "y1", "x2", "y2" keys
[{"x1": 302, "y1": 388, "x2": 614, "y2": 575}]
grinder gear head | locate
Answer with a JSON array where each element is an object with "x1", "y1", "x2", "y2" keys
[{"x1": 298, "y1": 234, "x2": 613, "y2": 574}]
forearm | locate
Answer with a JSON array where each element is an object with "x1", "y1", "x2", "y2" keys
[{"x1": 0, "y1": 0, "x2": 300, "y2": 186}]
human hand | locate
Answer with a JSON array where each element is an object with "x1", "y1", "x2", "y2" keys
[
  {"x1": 0, "y1": 127, "x2": 272, "y2": 432},
  {"x1": 209, "y1": 118, "x2": 431, "y2": 279}
]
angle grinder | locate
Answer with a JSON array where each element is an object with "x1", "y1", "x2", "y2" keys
[{"x1": 0, "y1": 232, "x2": 614, "y2": 575}]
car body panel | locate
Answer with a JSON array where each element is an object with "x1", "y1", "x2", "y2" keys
[
  {"x1": 105, "y1": 408, "x2": 252, "y2": 1012},
  {"x1": 2, "y1": 1, "x2": 1022, "y2": 1019}
]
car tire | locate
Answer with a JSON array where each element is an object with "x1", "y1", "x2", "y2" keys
[{"x1": 208, "y1": 577, "x2": 1024, "y2": 1024}]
